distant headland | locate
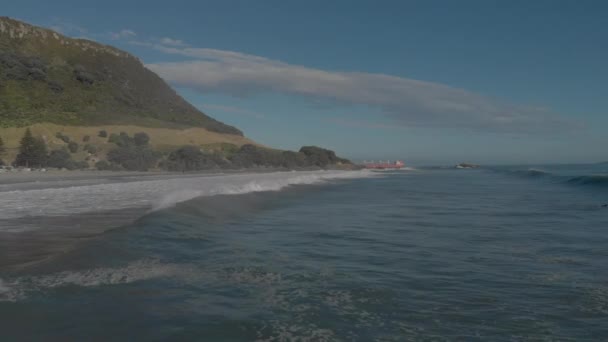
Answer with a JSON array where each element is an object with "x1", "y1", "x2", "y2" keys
[{"x1": 0, "y1": 17, "x2": 354, "y2": 172}]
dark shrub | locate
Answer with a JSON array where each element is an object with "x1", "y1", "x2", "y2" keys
[
  {"x1": 47, "y1": 149, "x2": 87, "y2": 169},
  {"x1": 120, "y1": 132, "x2": 132, "y2": 145},
  {"x1": 0, "y1": 53, "x2": 36, "y2": 82},
  {"x1": 48, "y1": 81, "x2": 63, "y2": 93},
  {"x1": 73, "y1": 65, "x2": 95, "y2": 85},
  {"x1": 108, "y1": 133, "x2": 120, "y2": 144},
  {"x1": 84, "y1": 144, "x2": 97, "y2": 154},
  {"x1": 0, "y1": 52, "x2": 21, "y2": 68},
  {"x1": 23, "y1": 57, "x2": 45, "y2": 70},
  {"x1": 68, "y1": 161, "x2": 89, "y2": 170},
  {"x1": 281, "y1": 151, "x2": 309, "y2": 169},
  {"x1": 75, "y1": 72, "x2": 95, "y2": 85},
  {"x1": 133, "y1": 132, "x2": 150, "y2": 146},
  {"x1": 163, "y1": 145, "x2": 226, "y2": 171},
  {"x1": 47, "y1": 148, "x2": 71, "y2": 169},
  {"x1": 229, "y1": 144, "x2": 284, "y2": 168},
  {"x1": 95, "y1": 160, "x2": 114, "y2": 171},
  {"x1": 98, "y1": 130, "x2": 108, "y2": 138},
  {"x1": 109, "y1": 132, "x2": 134, "y2": 147},
  {"x1": 225, "y1": 145, "x2": 349, "y2": 170},
  {"x1": 55, "y1": 132, "x2": 71, "y2": 143},
  {"x1": 299, "y1": 146, "x2": 349, "y2": 167},
  {"x1": 107, "y1": 146, "x2": 160, "y2": 171},
  {"x1": 28, "y1": 67, "x2": 46, "y2": 81},
  {"x1": 68, "y1": 141, "x2": 79, "y2": 153},
  {"x1": 5, "y1": 67, "x2": 29, "y2": 81},
  {"x1": 82, "y1": 135, "x2": 90, "y2": 142},
  {"x1": 229, "y1": 144, "x2": 259, "y2": 168}
]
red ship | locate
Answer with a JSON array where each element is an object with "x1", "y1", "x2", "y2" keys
[{"x1": 363, "y1": 160, "x2": 405, "y2": 169}]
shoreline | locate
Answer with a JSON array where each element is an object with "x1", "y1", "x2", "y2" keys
[
  {"x1": 0, "y1": 165, "x2": 360, "y2": 186},
  {"x1": 0, "y1": 168, "x2": 370, "y2": 271}
]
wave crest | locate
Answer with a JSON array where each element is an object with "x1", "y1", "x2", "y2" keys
[
  {"x1": 511, "y1": 168, "x2": 552, "y2": 178},
  {"x1": 494, "y1": 167, "x2": 608, "y2": 189},
  {"x1": 0, "y1": 170, "x2": 375, "y2": 225},
  {"x1": 152, "y1": 171, "x2": 375, "y2": 211},
  {"x1": 567, "y1": 175, "x2": 608, "y2": 187}
]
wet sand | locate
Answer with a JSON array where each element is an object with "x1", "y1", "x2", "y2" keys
[{"x1": 0, "y1": 170, "x2": 175, "y2": 185}]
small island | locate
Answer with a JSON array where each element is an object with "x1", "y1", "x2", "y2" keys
[{"x1": 455, "y1": 163, "x2": 480, "y2": 169}]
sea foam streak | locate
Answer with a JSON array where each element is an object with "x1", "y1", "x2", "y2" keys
[
  {"x1": 0, "y1": 259, "x2": 187, "y2": 302},
  {"x1": 0, "y1": 170, "x2": 375, "y2": 226}
]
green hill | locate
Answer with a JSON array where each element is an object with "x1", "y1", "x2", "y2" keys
[
  {"x1": 0, "y1": 17, "x2": 354, "y2": 171},
  {"x1": 0, "y1": 17, "x2": 241, "y2": 135}
]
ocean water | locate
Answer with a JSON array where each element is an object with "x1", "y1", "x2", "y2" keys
[{"x1": 0, "y1": 166, "x2": 607, "y2": 341}]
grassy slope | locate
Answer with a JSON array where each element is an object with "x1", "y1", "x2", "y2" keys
[
  {"x1": 0, "y1": 17, "x2": 242, "y2": 135},
  {"x1": 0, "y1": 123, "x2": 256, "y2": 163}
]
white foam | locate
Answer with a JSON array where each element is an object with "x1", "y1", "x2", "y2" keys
[
  {"x1": 0, "y1": 259, "x2": 188, "y2": 302},
  {"x1": 0, "y1": 170, "x2": 375, "y2": 227},
  {"x1": 0, "y1": 278, "x2": 10, "y2": 294},
  {"x1": 30, "y1": 260, "x2": 179, "y2": 287},
  {"x1": 367, "y1": 167, "x2": 418, "y2": 173}
]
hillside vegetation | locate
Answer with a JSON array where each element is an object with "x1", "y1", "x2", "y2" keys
[
  {"x1": 0, "y1": 126, "x2": 353, "y2": 171},
  {"x1": 0, "y1": 123, "x2": 255, "y2": 163},
  {"x1": 0, "y1": 17, "x2": 241, "y2": 135},
  {"x1": 0, "y1": 17, "x2": 355, "y2": 172}
]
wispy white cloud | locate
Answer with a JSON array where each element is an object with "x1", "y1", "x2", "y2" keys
[
  {"x1": 41, "y1": 22, "x2": 575, "y2": 135},
  {"x1": 202, "y1": 104, "x2": 265, "y2": 119},
  {"x1": 48, "y1": 19, "x2": 136, "y2": 42},
  {"x1": 49, "y1": 18, "x2": 88, "y2": 36},
  {"x1": 327, "y1": 117, "x2": 402, "y2": 130},
  {"x1": 144, "y1": 47, "x2": 576, "y2": 134},
  {"x1": 159, "y1": 37, "x2": 188, "y2": 47},
  {"x1": 110, "y1": 29, "x2": 137, "y2": 40}
]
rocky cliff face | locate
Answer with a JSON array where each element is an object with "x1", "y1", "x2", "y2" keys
[
  {"x1": 0, "y1": 18, "x2": 135, "y2": 58},
  {"x1": 0, "y1": 17, "x2": 242, "y2": 135}
]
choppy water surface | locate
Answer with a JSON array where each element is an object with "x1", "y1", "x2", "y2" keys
[{"x1": 1, "y1": 166, "x2": 607, "y2": 340}]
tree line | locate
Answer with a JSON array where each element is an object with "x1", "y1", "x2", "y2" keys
[
  {"x1": 0, "y1": 129, "x2": 352, "y2": 171},
  {"x1": 0, "y1": 128, "x2": 88, "y2": 169}
]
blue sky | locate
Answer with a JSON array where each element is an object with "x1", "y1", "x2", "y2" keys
[{"x1": 6, "y1": 0, "x2": 608, "y2": 164}]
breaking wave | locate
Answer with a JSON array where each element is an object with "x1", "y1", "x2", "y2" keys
[
  {"x1": 566, "y1": 175, "x2": 608, "y2": 187},
  {"x1": 0, "y1": 170, "x2": 375, "y2": 226},
  {"x1": 501, "y1": 168, "x2": 552, "y2": 178},
  {"x1": 519, "y1": 168, "x2": 551, "y2": 177},
  {"x1": 492, "y1": 167, "x2": 608, "y2": 189},
  {"x1": 152, "y1": 171, "x2": 373, "y2": 211}
]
